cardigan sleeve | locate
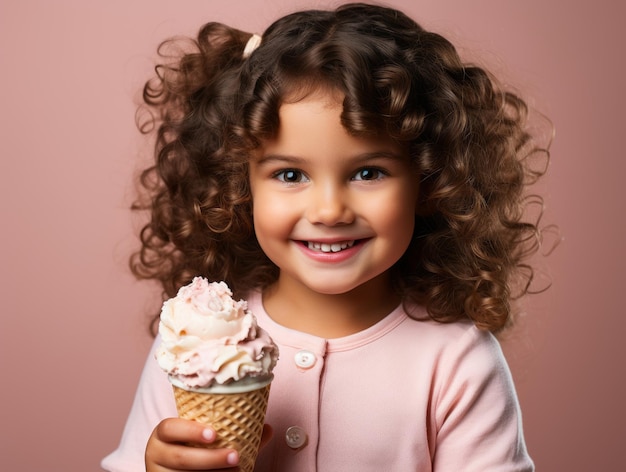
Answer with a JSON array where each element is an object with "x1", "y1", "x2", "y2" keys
[
  {"x1": 101, "y1": 337, "x2": 177, "y2": 472},
  {"x1": 431, "y1": 327, "x2": 535, "y2": 471}
]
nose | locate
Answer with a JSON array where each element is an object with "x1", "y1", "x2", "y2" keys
[{"x1": 305, "y1": 180, "x2": 354, "y2": 226}]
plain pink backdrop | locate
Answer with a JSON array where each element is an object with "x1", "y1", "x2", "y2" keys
[{"x1": 1, "y1": 1, "x2": 624, "y2": 470}]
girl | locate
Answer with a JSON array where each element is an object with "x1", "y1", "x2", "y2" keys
[{"x1": 103, "y1": 3, "x2": 548, "y2": 471}]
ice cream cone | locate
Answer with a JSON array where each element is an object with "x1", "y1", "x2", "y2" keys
[
  {"x1": 171, "y1": 376, "x2": 272, "y2": 472},
  {"x1": 156, "y1": 278, "x2": 279, "y2": 472}
]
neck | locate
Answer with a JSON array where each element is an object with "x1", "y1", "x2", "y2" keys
[{"x1": 262, "y1": 273, "x2": 400, "y2": 338}]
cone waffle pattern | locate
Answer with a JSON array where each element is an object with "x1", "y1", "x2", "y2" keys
[{"x1": 173, "y1": 383, "x2": 271, "y2": 472}]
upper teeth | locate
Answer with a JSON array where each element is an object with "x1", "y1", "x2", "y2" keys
[{"x1": 307, "y1": 241, "x2": 355, "y2": 253}]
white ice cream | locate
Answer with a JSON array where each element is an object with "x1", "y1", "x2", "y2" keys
[{"x1": 156, "y1": 277, "x2": 278, "y2": 390}]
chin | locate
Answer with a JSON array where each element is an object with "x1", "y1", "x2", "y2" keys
[{"x1": 298, "y1": 278, "x2": 368, "y2": 296}]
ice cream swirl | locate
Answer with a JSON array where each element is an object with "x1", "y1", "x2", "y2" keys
[{"x1": 156, "y1": 277, "x2": 278, "y2": 389}]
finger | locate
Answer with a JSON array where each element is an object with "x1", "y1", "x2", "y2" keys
[
  {"x1": 149, "y1": 442, "x2": 239, "y2": 471},
  {"x1": 156, "y1": 418, "x2": 217, "y2": 445},
  {"x1": 147, "y1": 418, "x2": 240, "y2": 470}
]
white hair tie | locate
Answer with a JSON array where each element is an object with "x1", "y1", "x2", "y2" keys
[{"x1": 243, "y1": 34, "x2": 262, "y2": 58}]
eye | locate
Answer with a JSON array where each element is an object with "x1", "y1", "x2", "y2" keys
[
  {"x1": 273, "y1": 169, "x2": 308, "y2": 183},
  {"x1": 352, "y1": 167, "x2": 386, "y2": 181}
]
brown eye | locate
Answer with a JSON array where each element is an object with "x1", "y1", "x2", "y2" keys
[
  {"x1": 353, "y1": 168, "x2": 385, "y2": 181},
  {"x1": 274, "y1": 169, "x2": 308, "y2": 183}
]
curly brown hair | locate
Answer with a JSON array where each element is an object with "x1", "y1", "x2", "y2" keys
[{"x1": 131, "y1": 3, "x2": 551, "y2": 335}]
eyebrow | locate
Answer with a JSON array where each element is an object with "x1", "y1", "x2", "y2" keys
[
  {"x1": 254, "y1": 151, "x2": 407, "y2": 166},
  {"x1": 254, "y1": 154, "x2": 307, "y2": 166}
]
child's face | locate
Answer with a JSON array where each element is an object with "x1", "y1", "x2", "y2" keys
[{"x1": 249, "y1": 90, "x2": 419, "y2": 297}]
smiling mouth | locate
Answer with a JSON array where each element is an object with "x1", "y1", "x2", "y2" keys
[{"x1": 305, "y1": 240, "x2": 356, "y2": 253}]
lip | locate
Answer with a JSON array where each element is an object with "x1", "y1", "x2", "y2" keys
[{"x1": 295, "y1": 238, "x2": 368, "y2": 263}]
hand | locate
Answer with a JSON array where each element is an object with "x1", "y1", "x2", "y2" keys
[
  {"x1": 145, "y1": 417, "x2": 239, "y2": 471},
  {"x1": 145, "y1": 417, "x2": 274, "y2": 471}
]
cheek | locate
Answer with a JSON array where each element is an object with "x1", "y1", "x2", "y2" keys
[
  {"x1": 382, "y1": 206, "x2": 416, "y2": 244},
  {"x1": 370, "y1": 190, "x2": 417, "y2": 252},
  {"x1": 252, "y1": 191, "x2": 294, "y2": 240},
  {"x1": 371, "y1": 187, "x2": 417, "y2": 225}
]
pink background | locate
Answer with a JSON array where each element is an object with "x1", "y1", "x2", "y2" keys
[{"x1": 1, "y1": 0, "x2": 624, "y2": 470}]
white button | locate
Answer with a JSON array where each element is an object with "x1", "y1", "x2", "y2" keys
[
  {"x1": 285, "y1": 425, "x2": 307, "y2": 449},
  {"x1": 294, "y1": 350, "x2": 316, "y2": 369}
]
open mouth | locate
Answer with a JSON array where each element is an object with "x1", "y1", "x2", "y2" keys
[{"x1": 305, "y1": 240, "x2": 357, "y2": 253}]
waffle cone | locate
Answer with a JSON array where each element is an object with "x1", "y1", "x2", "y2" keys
[{"x1": 172, "y1": 382, "x2": 271, "y2": 472}]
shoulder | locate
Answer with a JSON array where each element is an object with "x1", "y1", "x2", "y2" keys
[
  {"x1": 400, "y1": 306, "x2": 501, "y2": 355},
  {"x1": 394, "y1": 306, "x2": 511, "y2": 387}
]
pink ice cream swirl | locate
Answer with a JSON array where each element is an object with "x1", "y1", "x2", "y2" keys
[{"x1": 156, "y1": 277, "x2": 278, "y2": 390}]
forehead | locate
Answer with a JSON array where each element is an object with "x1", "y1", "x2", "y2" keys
[
  {"x1": 259, "y1": 92, "x2": 407, "y2": 163},
  {"x1": 281, "y1": 83, "x2": 344, "y2": 107}
]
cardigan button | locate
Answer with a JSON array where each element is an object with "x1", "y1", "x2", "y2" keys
[
  {"x1": 294, "y1": 350, "x2": 316, "y2": 369},
  {"x1": 285, "y1": 425, "x2": 307, "y2": 449}
]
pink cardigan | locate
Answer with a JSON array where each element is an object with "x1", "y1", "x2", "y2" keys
[{"x1": 102, "y1": 292, "x2": 534, "y2": 471}]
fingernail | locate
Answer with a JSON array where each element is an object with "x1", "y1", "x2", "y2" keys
[
  {"x1": 227, "y1": 451, "x2": 239, "y2": 465},
  {"x1": 201, "y1": 428, "x2": 215, "y2": 441}
]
